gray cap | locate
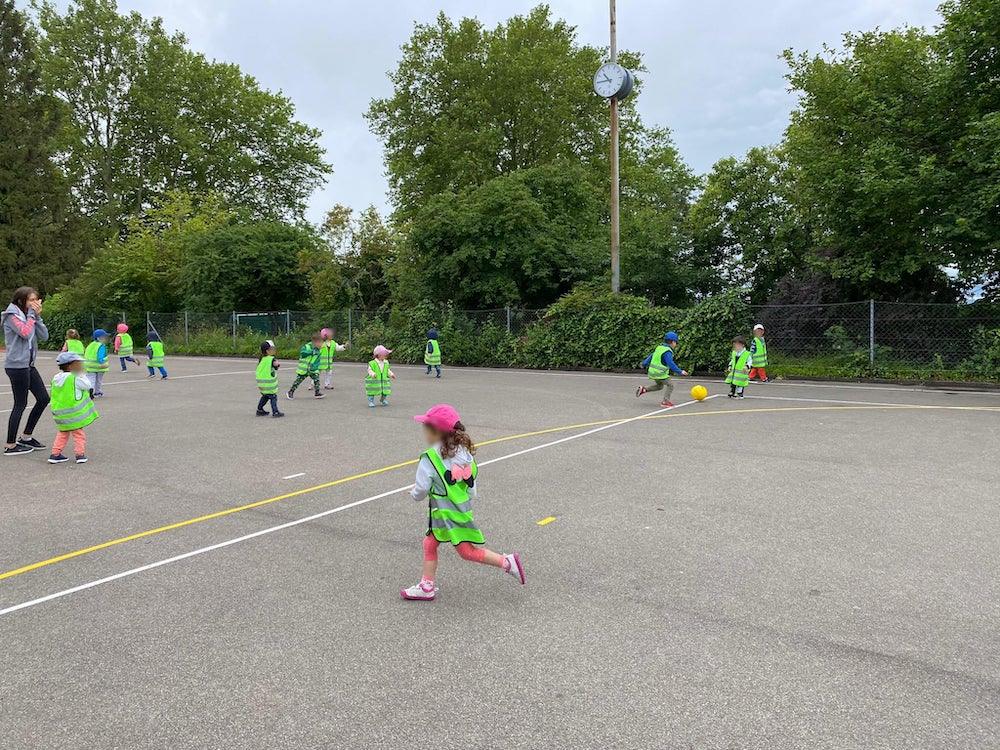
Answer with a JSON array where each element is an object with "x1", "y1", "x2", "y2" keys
[{"x1": 56, "y1": 351, "x2": 84, "y2": 366}]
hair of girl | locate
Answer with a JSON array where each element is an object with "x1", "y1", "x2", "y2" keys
[{"x1": 440, "y1": 420, "x2": 476, "y2": 458}]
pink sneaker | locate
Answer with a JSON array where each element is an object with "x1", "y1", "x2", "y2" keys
[
  {"x1": 504, "y1": 553, "x2": 526, "y2": 585},
  {"x1": 660, "y1": 401, "x2": 674, "y2": 408},
  {"x1": 400, "y1": 580, "x2": 436, "y2": 601}
]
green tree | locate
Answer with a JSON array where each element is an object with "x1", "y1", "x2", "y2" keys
[
  {"x1": 34, "y1": 0, "x2": 330, "y2": 234},
  {"x1": 782, "y1": 29, "x2": 960, "y2": 300},
  {"x1": 366, "y1": 4, "x2": 639, "y2": 220},
  {"x1": 688, "y1": 147, "x2": 810, "y2": 302},
  {"x1": 0, "y1": 0, "x2": 88, "y2": 298},
  {"x1": 405, "y1": 162, "x2": 605, "y2": 308}
]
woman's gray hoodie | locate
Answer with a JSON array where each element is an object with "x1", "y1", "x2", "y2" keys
[{"x1": 2, "y1": 302, "x2": 48, "y2": 369}]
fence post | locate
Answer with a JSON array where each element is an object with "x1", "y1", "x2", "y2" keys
[
  {"x1": 146, "y1": 311, "x2": 150, "y2": 333},
  {"x1": 506, "y1": 305, "x2": 512, "y2": 334},
  {"x1": 184, "y1": 311, "x2": 189, "y2": 344},
  {"x1": 869, "y1": 300, "x2": 876, "y2": 365},
  {"x1": 285, "y1": 309, "x2": 291, "y2": 335},
  {"x1": 121, "y1": 311, "x2": 126, "y2": 324},
  {"x1": 232, "y1": 311, "x2": 237, "y2": 348},
  {"x1": 348, "y1": 309, "x2": 353, "y2": 344},
  {"x1": 90, "y1": 313, "x2": 95, "y2": 333}
]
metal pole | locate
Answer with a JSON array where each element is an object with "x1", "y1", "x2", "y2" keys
[
  {"x1": 506, "y1": 305, "x2": 512, "y2": 334},
  {"x1": 609, "y1": 0, "x2": 620, "y2": 294},
  {"x1": 184, "y1": 311, "x2": 189, "y2": 345},
  {"x1": 146, "y1": 311, "x2": 150, "y2": 333},
  {"x1": 121, "y1": 311, "x2": 126, "y2": 324},
  {"x1": 232, "y1": 311, "x2": 237, "y2": 347},
  {"x1": 348, "y1": 309, "x2": 353, "y2": 344},
  {"x1": 286, "y1": 309, "x2": 291, "y2": 335},
  {"x1": 91, "y1": 313, "x2": 95, "y2": 333},
  {"x1": 869, "y1": 300, "x2": 876, "y2": 365}
]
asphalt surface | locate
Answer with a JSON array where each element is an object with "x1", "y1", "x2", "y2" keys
[{"x1": 1, "y1": 354, "x2": 998, "y2": 749}]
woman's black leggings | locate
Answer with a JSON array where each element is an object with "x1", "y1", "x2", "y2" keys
[{"x1": 5, "y1": 366, "x2": 50, "y2": 444}]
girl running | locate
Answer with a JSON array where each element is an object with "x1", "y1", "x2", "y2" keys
[{"x1": 401, "y1": 403, "x2": 525, "y2": 601}]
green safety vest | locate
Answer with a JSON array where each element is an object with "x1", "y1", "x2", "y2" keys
[
  {"x1": 50, "y1": 373, "x2": 100, "y2": 431},
  {"x1": 751, "y1": 336, "x2": 768, "y2": 368},
  {"x1": 318, "y1": 341, "x2": 338, "y2": 371},
  {"x1": 118, "y1": 332, "x2": 133, "y2": 357},
  {"x1": 296, "y1": 344, "x2": 320, "y2": 376},
  {"x1": 84, "y1": 341, "x2": 108, "y2": 373},
  {"x1": 148, "y1": 341, "x2": 165, "y2": 367},
  {"x1": 65, "y1": 339, "x2": 85, "y2": 355},
  {"x1": 424, "y1": 339, "x2": 441, "y2": 366},
  {"x1": 424, "y1": 447, "x2": 483, "y2": 545},
  {"x1": 726, "y1": 349, "x2": 752, "y2": 387},
  {"x1": 365, "y1": 359, "x2": 392, "y2": 397},
  {"x1": 256, "y1": 355, "x2": 278, "y2": 394},
  {"x1": 647, "y1": 344, "x2": 673, "y2": 380}
]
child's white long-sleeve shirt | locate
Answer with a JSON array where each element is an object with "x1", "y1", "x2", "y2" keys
[{"x1": 410, "y1": 444, "x2": 477, "y2": 502}]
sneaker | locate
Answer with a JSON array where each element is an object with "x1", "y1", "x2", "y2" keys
[
  {"x1": 256, "y1": 410, "x2": 269, "y2": 416},
  {"x1": 400, "y1": 580, "x2": 436, "y2": 601},
  {"x1": 4, "y1": 444, "x2": 34, "y2": 456},
  {"x1": 727, "y1": 393, "x2": 735, "y2": 398},
  {"x1": 48, "y1": 453, "x2": 69, "y2": 464},
  {"x1": 75, "y1": 455, "x2": 88, "y2": 464},
  {"x1": 314, "y1": 392, "x2": 325, "y2": 399},
  {"x1": 367, "y1": 397, "x2": 376, "y2": 408},
  {"x1": 286, "y1": 390, "x2": 295, "y2": 400},
  {"x1": 635, "y1": 386, "x2": 646, "y2": 398},
  {"x1": 380, "y1": 398, "x2": 389, "y2": 407},
  {"x1": 160, "y1": 375, "x2": 168, "y2": 380},
  {"x1": 147, "y1": 373, "x2": 156, "y2": 378},
  {"x1": 17, "y1": 437, "x2": 45, "y2": 449},
  {"x1": 435, "y1": 373, "x2": 441, "y2": 379},
  {"x1": 272, "y1": 411, "x2": 285, "y2": 418},
  {"x1": 737, "y1": 393, "x2": 745, "y2": 399},
  {"x1": 504, "y1": 553, "x2": 526, "y2": 585},
  {"x1": 760, "y1": 377, "x2": 769, "y2": 383},
  {"x1": 660, "y1": 401, "x2": 674, "y2": 408}
]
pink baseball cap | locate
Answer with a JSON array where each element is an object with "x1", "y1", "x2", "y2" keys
[
  {"x1": 413, "y1": 403, "x2": 461, "y2": 432},
  {"x1": 373, "y1": 345, "x2": 392, "y2": 357},
  {"x1": 117, "y1": 323, "x2": 128, "y2": 333},
  {"x1": 320, "y1": 327, "x2": 332, "y2": 339}
]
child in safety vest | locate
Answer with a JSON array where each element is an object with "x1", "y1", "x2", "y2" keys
[
  {"x1": 255, "y1": 340, "x2": 284, "y2": 418},
  {"x1": 146, "y1": 332, "x2": 168, "y2": 379},
  {"x1": 635, "y1": 331, "x2": 688, "y2": 407},
  {"x1": 62, "y1": 329, "x2": 84, "y2": 354},
  {"x1": 84, "y1": 329, "x2": 110, "y2": 397},
  {"x1": 48, "y1": 351, "x2": 98, "y2": 464},
  {"x1": 749, "y1": 323, "x2": 769, "y2": 382},
  {"x1": 424, "y1": 328, "x2": 442, "y2": 378},
  {"x1": 114, "y1": 323, "x2": 140, "y2": 371},
  {"x1": 288, "y1": 333, "x2": 325, "y2": 400},
  {"x1": 401, "y1": 404, "x2": 525, "y2": 601},
  {"x1": 365, "y1": 345, "x2": 396, "y2": 407},
  {"x1": 726, "y1": 336, "x2": 752, "y2": 398},
  {"x1": 318, "y1": 327, "x2": 348, "y2": 390}
]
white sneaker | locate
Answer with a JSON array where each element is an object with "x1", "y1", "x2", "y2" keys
[
  {"x1": 400, "y1": 580, "x2": 436, "y2": 601},
  {"x1": 504, "y1": 553, "x2": 526, "y2": 584}
]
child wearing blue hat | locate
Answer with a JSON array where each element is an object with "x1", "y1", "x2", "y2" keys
[
  {"x1": 636, "y1": 331, "x2": 688, "y2": 407},
  {"x1": 84, "y1": 329, "x2": 110, "y2": 397}
]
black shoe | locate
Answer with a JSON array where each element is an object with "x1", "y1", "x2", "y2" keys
[
  {"x1": 75, "y1": 454, "x2": 88, "y2": 464},
  {"x1": 727, "y1": 393, "x2": 735, "y2": 399},
  {"x1": 286, "y1": 390, "x2": 295, "y2": 400},
  {"x1": 256, "y1": 410, "x2": 269, "y2": 416},
  {"x1": 48, "y1": 453, "x2": 69, "y2": 464},
  {"x1": 18, "y1": 437, "x2": 45, "y2": 449},
  {"x1": 272, "y1": 411, "x2": 285, "y2": 418},
  {"x1": 4, "y1": 444, "x2": 34, "y2": 456},
  {"x1": 314, "y1": 392, "x2": 325, "y2": 399}
]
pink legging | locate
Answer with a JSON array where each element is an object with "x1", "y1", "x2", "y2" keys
[{"x1": 423, "y1": 534, "x2": 486, "y2": 563}]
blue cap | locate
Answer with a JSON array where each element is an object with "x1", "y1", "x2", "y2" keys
[
  {"x1": 56, "y1": 351, "x2": 84, "y2": 366},
  {"x1": 664, "y1": 331, "x2": 679, "y2": 343},
  {"x1": 93, "y1": 328, "x2": 108, "y2": 339}
]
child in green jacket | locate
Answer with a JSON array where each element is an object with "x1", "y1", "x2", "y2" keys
[{"x1": 287, "y1": 332, "x2": 325, "y2": 400}]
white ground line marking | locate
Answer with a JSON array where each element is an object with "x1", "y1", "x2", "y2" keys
[
  {"x1": 282, "y1": 473, "x2": 306, "y2": 480},
  {"x1": 744, "y1": 394, "x2": 1000, "y2": 410},
  {"x1": 0, "y1": 396, "x2": 713, "y2": 618},
  {"x1": 0, "y1": 369, "x2": 254, "y2": 399}
]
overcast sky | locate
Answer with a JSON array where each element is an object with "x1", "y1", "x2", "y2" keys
[{"x1": 44, "y1": 0, "x2": 944, "y2": 221}]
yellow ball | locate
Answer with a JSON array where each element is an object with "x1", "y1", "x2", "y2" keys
[{"x1": 690, "y1": 385, "x2": 708, "y2": 401}]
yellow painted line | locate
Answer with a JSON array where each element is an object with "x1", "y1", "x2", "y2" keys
[
  {"x1": 1, "y1": 402, "x2": 993, "y2": 583},
  {"x1": 536, "y1": 516, "x2": 557, "y2": 526}
]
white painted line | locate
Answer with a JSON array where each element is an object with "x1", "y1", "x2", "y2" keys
[
  {"x1": 0, "y1": 369, "x2": 254, "y2": 396},
  {"x1": 745, "y1": 394, "x2": 1000, "y2": 410},
  {"x1": 0, "y1": 397, "x2": 712, "y2": 618},
  {"x1": 282, "y1": 473, "x2": 306, "y2": 480}
]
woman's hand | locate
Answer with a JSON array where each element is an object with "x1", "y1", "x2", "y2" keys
[{"x1": 28, "y1": 298, "x2": 42, "y2": 316}]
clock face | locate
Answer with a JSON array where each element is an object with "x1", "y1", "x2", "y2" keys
[{"x1": 593, "y1": 63, "x2": 628, "y2": 98}]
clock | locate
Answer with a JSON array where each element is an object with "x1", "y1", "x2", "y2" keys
[{"x1": 593, "y1": 63, "x2": 634, "y2": 99}]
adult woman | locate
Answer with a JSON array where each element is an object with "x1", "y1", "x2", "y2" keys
[{"x1": 3, "y1": 287, "x2": 51, "y2": 456}]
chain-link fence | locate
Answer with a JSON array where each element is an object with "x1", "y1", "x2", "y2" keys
[
  {"x1": 40, "y1": 302, "x2": 1000, "y2": 381},
  {"x1": 748, "y1": 300, "x2": 1000, "y2": 378}
]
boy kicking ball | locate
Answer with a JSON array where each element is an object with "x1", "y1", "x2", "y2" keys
[{"x1": 636, "y1": 331, "x2": 688, "y2": 407}]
